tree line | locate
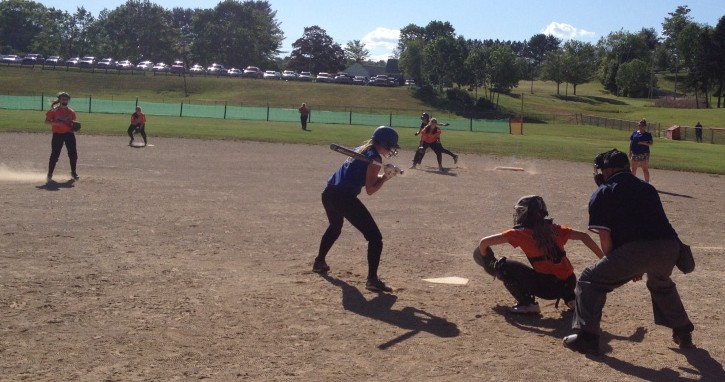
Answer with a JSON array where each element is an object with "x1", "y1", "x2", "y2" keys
[{"x1": 2, "y1": 1, "x2": 724, "y2": 106}]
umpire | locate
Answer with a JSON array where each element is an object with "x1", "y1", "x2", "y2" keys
[{"x1": 563, "y1": 148, "x2": 694, "y2": 355}]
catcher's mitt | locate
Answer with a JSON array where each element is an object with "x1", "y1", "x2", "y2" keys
[{"x1": 71, "y1": 120, "x2": 81, "y2": 132}]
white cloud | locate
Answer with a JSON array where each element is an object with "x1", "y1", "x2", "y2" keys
[
  {"x1": 541, "y1": 22, "x2": 596, "y2": 40},
  {"x1": 360, "y1": 27, "x2": 399, "y2": 61}
]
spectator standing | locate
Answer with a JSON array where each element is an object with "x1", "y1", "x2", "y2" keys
[
  {"x1": 694, "y1": 122, "x2": 703, "y2": 143},
  {"x1": 299, "y1": 103, "x2": 310, "y2": 130}
]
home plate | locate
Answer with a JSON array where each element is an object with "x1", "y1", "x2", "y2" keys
[
  {"x1": 495, "y1": 166, "x2": 524, "y2": 171},
  {"x1": 422, "y1": 276, "x2": 469, "y2": 285}
]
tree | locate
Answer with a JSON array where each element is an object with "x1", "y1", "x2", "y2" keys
[
  {"x1": 616, "y1": 59, "x2": 650, "y2": 97},
  {"x1": 713, "y1": 16, "x2": 725, "y2": 107},
  {"x1": 523, "y1": 33, "x2": 561, "y2": 93},
  {"x1": 0, "y1": 0, "x2": 46, "y2": 53},
  {"x1": 596, "y1": 30, "x2": 652, "y2": 93},
  {"x1": 423, "y1": 36, "x2": 459, "y2": 89},
  {"x1": 464, "y1": 46, "x2": 489, "y2": 99},
  {"x1": 344, "y1": 40, "x2": 369, "y2": 64},
  {"x1": 287, "y1": 25, "x2": 344, "y2": 74},
  {"x1": 190, "y1": 0, "x2": 282, "y2": 68},
  {"x1": 540, "y1": 49, "x2": 565, "y2": 94},
  {"x1": 487, "y1": 44, "x2": 524, "y2": 94},
  {"x1": 398, "y1": 38, "x2": 424, "y2": 83},
  {"x1": 561, "y1": 40, "x2": 597, "y2": 95}
]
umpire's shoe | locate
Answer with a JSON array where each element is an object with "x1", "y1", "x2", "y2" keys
[{"x1": 563, "y1": 331, "x2": 600, "y2": 355}]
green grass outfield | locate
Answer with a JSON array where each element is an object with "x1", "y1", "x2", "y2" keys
[{"x1": 2, "y1": 109, "x2": 723, "y2": 174}]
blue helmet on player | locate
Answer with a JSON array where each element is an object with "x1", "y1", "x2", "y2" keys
[{"x1": 372, "y1": 126, "x2": 400, "y2": 156}]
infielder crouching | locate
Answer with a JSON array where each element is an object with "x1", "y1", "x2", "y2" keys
[{"x1": 128, "y1": 106, "x2": 147, "y2": 146}]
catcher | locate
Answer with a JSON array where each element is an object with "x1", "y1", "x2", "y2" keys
[
  {"x1": 473, "y1": 195, "x2": 604, "y2": 314},
  {"x1": 44, "y1": 91, "x2": 80, "y2": 182},
  {"x1": 127, "y1": 106, "x2": 148, "y2": 146}
]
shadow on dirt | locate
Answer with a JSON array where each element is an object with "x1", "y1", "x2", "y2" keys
[
  {"x1": 36, "y1": 179, "x2": 75, "y2": 191},
  {"x1": 322, "y1": 274, "x2": 460, "y2": 349}
]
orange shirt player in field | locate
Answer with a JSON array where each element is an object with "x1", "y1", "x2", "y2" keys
[
  {"x1": 44, "y1": 91, "x2": 79, "y2": 182},
  {"x1": 128, "y1": 106, "x2": 148, "y2": 146}
]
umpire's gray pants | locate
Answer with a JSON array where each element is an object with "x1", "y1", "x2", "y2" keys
[{"x1": 572, "y1": 239, "x2": 692, "y2": 334}]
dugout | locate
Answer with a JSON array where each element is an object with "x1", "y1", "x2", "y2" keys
[{"x1": 666, "y1": 125, "x2": 681, "y2": 140}]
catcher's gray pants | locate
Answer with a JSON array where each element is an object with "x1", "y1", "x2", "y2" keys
[{"x1": 572, "y1": 239, "x2": 692, "y2": 334}]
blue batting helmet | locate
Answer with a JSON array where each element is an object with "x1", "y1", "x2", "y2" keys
[{"x1": 372, "y1": 126, "x2": 400, "y2": 151}]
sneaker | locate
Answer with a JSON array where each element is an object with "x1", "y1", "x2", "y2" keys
[
  {"x1": 71, "y1": 172, "x2": 80, "y2": 180},
  {"x1": 672, "y1": 330, "x2": 695, "y2": 349},
  {"x1": 563, "y1": 332, "x2": 600, "y2": 355},
  {"x1": 410, "y1": 163, "x2": 417, "y2": 169},
  {"x1": 129, "y1": 139, "x2": 134, "y2": 146},
  {"x1": 453, "y1": 155, "x2": 459, "y2": 164},
  {"x1": 509, "y1": 302, "x2": 540, "y2": 314},
  {"x1": 366, "y1": 278, "x2": 393, "y2": 293},
  {"x1": 46, "y1": 174, "x2": 52, "y2": 183},
  {"x1": 311, "y1": 259, "x2": 330, "y2": 274}
]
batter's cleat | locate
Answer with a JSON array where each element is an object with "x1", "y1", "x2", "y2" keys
[
  {"x1": 366, "y1": 278, "x2": 393, "y2": 293},
  {"x1": 46, "y1": 174, "x2": 52, "y2": 183},
  {"x1": 129, "y1": 139, "x2": 134, "y2": 146},
  {"x1": 509, "y1": 302, "x2": 540, "y2": 314},
  {"x1": 563, "y1": 332, "x2": 600, "y2": 355},
  {"x1": 71, "y1": 172, "x2": 80, "y2": 180},
  {"x1": 312, "y1": 259, "x2": 330, "y2": 274},
  {"x1": 453, "y1": 155, "x2": 459, "y2": 164}
]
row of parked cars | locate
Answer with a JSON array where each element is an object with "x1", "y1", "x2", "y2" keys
[{"x1": 1, "y1": 53, "x2": 406, "y2": 85}]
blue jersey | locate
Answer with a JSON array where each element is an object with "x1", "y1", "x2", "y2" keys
[
  {"x1": 327, "y1": 146, "x2": 382, "y2": 196},
  {"x1": 630, "y1": 131, "x2": 652, "y2": 154}
]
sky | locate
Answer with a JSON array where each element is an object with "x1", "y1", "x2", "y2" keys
[{"x1": 36, "y1": 0, "x2": 724, "y2": 61}]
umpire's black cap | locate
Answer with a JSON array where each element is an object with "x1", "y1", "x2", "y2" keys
[{"x1": 594, "y1": 148, "x2": 629, "y2": 169}]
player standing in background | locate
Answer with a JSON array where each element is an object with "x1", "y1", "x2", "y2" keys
[
  {"x1": 45, "y1": 91, "x2": 79, "y2": 182},
  {"x1": 629, "y1": 119, "x2": 653, "y2": 183},
  {"x1": 474, "y1": 195, "x2": 604, "y2": 314},
  {"x1": 299, "y1": 103, "x2": 310, "y2": 130},
  {"x1": 413, "y1": 117, "x2": 458, "y2": 171},
  {"x1": 312, "y1": 126, "x2": 400, "y2": 293},
  {"x1": 128, "y1": 106, "x2": 148, "y2": 146}
]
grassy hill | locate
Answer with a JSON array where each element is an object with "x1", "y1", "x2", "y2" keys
[{"x1": 1, "y1": 65, "x2": 723, "y2": 174}]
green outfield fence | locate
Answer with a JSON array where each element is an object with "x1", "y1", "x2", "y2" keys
[{"x1": 0, "y1": 94, "x2": 519, "y2": 134}]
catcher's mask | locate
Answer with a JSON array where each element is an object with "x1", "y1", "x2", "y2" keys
[
  {"x1": 372, "y1": 126, "x2": 400, "y2": 157},
  {"x1": 593, "y1": 148, "x2": 629, "y2": 186},
  {"x1": 513, "y1": 195, "x2": 548, "y2": 227}
]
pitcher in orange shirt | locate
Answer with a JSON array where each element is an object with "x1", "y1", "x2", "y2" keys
[
  {"x1": 128, "y1": 106, "x2": 148, "y2": 146},
  {"x1": 473, "y1": 195, "x2": 604, "y2": 314},
  {"x1": 44, "y1": 91, "x2": 79, "y2": 182}
]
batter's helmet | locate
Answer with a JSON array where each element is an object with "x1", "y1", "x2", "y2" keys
[
  {"x1": 372, "y1": 126, "x2": 400, "y2": 151},
  {"x1": 421, "y1": 112, "x2": 430, "y2": 120}
]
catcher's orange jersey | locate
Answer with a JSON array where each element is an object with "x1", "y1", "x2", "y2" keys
[{"x1": 502, "y1": 224, "x2": 574, "y2": 280}]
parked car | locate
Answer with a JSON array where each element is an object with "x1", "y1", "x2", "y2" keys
[
  {"x1": 97, "y1": 57, "x2": 115, "y2": 68},
  {"x1": 79, "y1": 56, "x2": 97, "y2": 68},
  {"x1": 334, "y1": 74, "x2": 353, "y2": 84},
  {"x1": 227, "y1": 68, "x2": 242, "y2": 77},
  {"x1": 372, "y1": 75, "x2": 390, "y2": 86},
  {"x1": 22, "y1": 53, "x2": 44, "y2": 65},
  {"x1": 2, "y1": 54, "x2": 22, "y2": 64},
  {"x1": 136, "y1": 60, "x2": 153, "y2": 70},
  {"x1": 116, "y1": 60, "x2": 134, "y2": 70},
  {"x1": 207, "y1": 63, "x2": 226, "y2": 75},
  {"x1": 297, "y1": 71, "x2": 313, "y2": 81},
  {"x1": 281, "y1": 70, "x2": 297, "y2": 80},
  {"x1": 242, "y1": 66, "x2": 263, "y2": 78},
  {"x1": 263, "y1": 70, "x2": 281, "y2": 80},
  {"x1": 170, "y1": 60, "x2": 185, "y2": 73},
  {"x1": 315, "y1": 72, "x2": 332, "y2": 83},
  {"x1": 152, "y1": 62, "x2": 169, "y2": 72},
  {"x1": 405, "y1": 79, "x2": 416, "y2": 86},
  {"x1": 353, "y1": 76, "x2": 369, "y2": 85},
  {"x1": 44, "y1": 56, "x2": 63, "y2": 66},
  {"x1": 189, "y1": 64, "x2": 205, "y2": 74},
  {"x1": 65, "y1": 57, "x2": 80, "y2": 66}
]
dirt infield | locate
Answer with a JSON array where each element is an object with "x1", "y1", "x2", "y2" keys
[{"x1": 1, "y1": 132, "x2": 724, "y2": 381}]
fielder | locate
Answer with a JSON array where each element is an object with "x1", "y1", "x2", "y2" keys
[
  {"x1": 474, "y1": 195, "x2": 604, "y2": 314},
  {"x1": 312, "y1": 126, "x2": 400, "y2": 293},
  {"x1": 128, "y1": 106, "x2": 148, "y2": 146},
  {"x1": 411, "y1": 117, "x2": 457, "y2": 171},
  {"x1": 45, "y1": 91, "x2": 80, "y2": 182}
]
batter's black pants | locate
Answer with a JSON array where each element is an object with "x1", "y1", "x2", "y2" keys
[
  {"x1": 48, "y1": 132, "x2": 77, "y2": 176},
  {"x1": 316, "y1": 186, "x2": 383, "y2": 280}
]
